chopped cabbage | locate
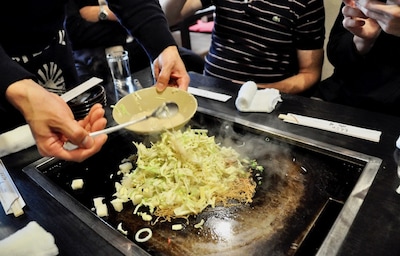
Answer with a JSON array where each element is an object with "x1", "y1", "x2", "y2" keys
[{"x1": 113, "y1": 128, "x2": 256, "y2": 221}]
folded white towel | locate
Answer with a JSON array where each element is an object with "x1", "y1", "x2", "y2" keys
[
  {"x1": 0, "y1": 221, "x2": 59, "y2": 256},
  {"x1": 0, "y1": 125, "x2": 35, "y2": 158},
  {"x1": 235, "y1": 81, "x2": 282, "y2": 113}
]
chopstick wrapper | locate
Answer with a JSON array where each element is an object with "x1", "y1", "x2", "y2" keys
[
  {"x1": 0, "y1": 160, "x2": 25, "y2": 216},
  {"x1": 235, "y1": 81, "x2": 282, "y2": 113},
  {"x1": 0, "y1": 77, "x2": 103, "y2": 158},
  {"x1": 0, "y1": 221, "x2": 59, "y2": 256},
  {"x1": 279, "y1": 113, "x2": 382, "y2": 142}
]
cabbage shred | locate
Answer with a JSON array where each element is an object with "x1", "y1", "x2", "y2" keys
[{"x1": 114, "y1": 128, "x2": 257, "y2": 222}]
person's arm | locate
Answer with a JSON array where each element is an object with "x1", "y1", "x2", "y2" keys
[
  {"x1": 107, "y1": 0, "x2": 190, "y2": 91},
  {"x1": 5, "y1": 79, "x2": 107, "y2": 162},
  {"x1": 356, "y1": 0, "x2": 400, "y2": 37},
  {"x1": 0, "y1": 45, "x2": 35, "y2": 113},
  {"x1": 325, "y1": 4, "x2": 364, "y2": 69},
  {"x1": 79, "y1": 5, "x2": 118, "y2": 22},
  {"x1": 257, "y1": 49, "x2": 324, "y2": 94},
  {"x1": 341, "y1": 0, "x2": 381, "y2": 55},
  {"x1": 327, "y1": 3, "x2": 381, "y2": 69},
  {"x1": 256, "y1": 0, "x2": 324, "y2": 94},
  {"x1": 64, "y1": 0, "x2": 127, "y2": 49},
  {"x1": 106, "y1": 0, "x2": 175, "y2": 60},
  {"x1": 159, "y1": 0, "x2": 204, "y2": 26},
  {"x1": 0, "y1": 43, "x2": 107, "y2": 161}
]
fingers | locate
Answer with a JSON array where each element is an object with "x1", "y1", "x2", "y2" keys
[
  {"x1": 155, "y1": 67, "x2": 171, "y2": 92},
  {"x1": 48, "y1": 134, "x2": 108, "y2": 162},
  {"x1": 69, "y1": 103, "x2": 107, "y2": 149},
  {"x1": 61, "y1": 119, "x2": 93, "y2": 147},
  {"x1": 342, "y1": 4, "x2": 368, "y2": 18},
  {"x1": 155, "y1": 70, "x2": 190, "y2": 92},
  {"x1": 79, "y1": 103, "x2": 107, "y2": 131},
  {"x1": 343, "y1": 0, "x2": 356, "y2": 7},
  {"x1": 153, "y1": 46, "x2": 190, "y2": 92},
  {"x1": 173, "y1": 73, "x2": 190, "y2": 91},
  {"x1": 343, "y1": 16, "x2": 366, "y2": 29},
  {"x1": 36, "y1": 105, "x2": 108, "y2": 162}
]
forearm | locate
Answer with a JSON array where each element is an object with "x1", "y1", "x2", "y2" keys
[
  {"x1": 5, "y1": 80, "x2": 45, "y2": 119},
  {"x1": 353, "y1": 33, "x2": 380, "y2": 55},
  {"x1": 326, "y1": 10, "x2": 366, "y2": 68},
  {"x1": 257, "y1": 49, "x2": 323, "y2": 94},
  {"x1": 159, "y1": 0, "x2": 187, "y2": 26},
  {"x1": 65, "y1": 1, "x2": 127, "y2": 48},
  {"x1": 107, "y1": 0, "x2": 176, "y2": 60},
  {"x1": 257, "y1": 71, "x2": 322, "y2": 94},
  {"x1": 0, "y1": 45, "x2": 35, "y2": 112},
  {"x1": 79, "y1": 5, "x2": 118, "y2": 22}
]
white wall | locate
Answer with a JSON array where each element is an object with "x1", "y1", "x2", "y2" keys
[{"x1": 322, "y1": 0, "x2": 342, "y2": 80}]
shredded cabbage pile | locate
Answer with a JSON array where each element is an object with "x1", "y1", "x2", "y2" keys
[{"x1": 113, "y1": 128, "x2": 257, "y2": 222}]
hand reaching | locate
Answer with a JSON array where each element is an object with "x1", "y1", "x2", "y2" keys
[
  {"x1": 6, "y1": 80, "x2": 107, "y2": 162},
  {"x1": 343, "y1": 0, "x2": 381, "y2": 54},
  {"x1": 152, "y1": 45, "x2": 190, "y2": 92},
  {"x1": 355, "y1": 0, "x2": 400, "y2": 37}
]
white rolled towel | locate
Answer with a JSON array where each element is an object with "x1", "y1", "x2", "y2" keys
[
  {"x1": 235, "y1": 81, "x2": 282, "y2": 113},
  {"x1": 0, "y1": 124, "x2": 35, "y2": 158},
  {"x1": 0, "y1": 221, "x2": 59, "y2": 256}
]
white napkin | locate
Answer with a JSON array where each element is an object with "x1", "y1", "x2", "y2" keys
[
  {"x1": 0, "y1": 221, "x2": 59, "y2": 256},
  {"x1": 0, "y1": 125, "x2": 35, "y2": 158},
  {"x1": 235, "y1": 81, "x2": 282, "y2": 113}
]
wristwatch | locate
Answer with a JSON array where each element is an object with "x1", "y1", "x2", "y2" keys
[{"x1": 98, "y1": 0, "x2": 108, "y2": 21}]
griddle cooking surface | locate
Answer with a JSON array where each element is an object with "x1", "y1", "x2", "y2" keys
[{"x1": 35, "y1": 112, "x2": 364, "y2": 255}]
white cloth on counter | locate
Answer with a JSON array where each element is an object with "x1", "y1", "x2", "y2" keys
[
  {"x1": 235, "y1": 81, "x2": 282, "y2": 113},
  {"x1": 0, "y1": 124, "x2": 35, "y2": 158},
  {"x1": 0, "y1": 221, "x2": 59, "y2": 256}
]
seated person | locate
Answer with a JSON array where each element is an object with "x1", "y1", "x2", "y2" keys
[
  {"x1": 314, "y1": 0, "x2": 400, "y2": 116},
  {"x1": 64, "y1": 0, "x2": 205, "y2": 85},
  {"x1": 160, "y1": 0, "x2": 325, "y2": 95}
]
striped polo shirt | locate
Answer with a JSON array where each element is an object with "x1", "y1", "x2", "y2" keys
[{"x1": 200, "y1": 0, "x2": 325, "y2": 84}]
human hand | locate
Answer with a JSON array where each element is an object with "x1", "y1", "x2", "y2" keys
[
  {"x1": 6, "y1": 80, "x2": 107, "y2": 162},
  {"x1": 152, "y1": 46, "x2": 190, "y2": 92},
  {"x1": 343, "y1": 0, "x2": 381, "y2": 39},
  {"x1": 354, "y1": 0, "x2": 400, "y2": 36},
  {"x1": 342, "y1": 0, "x2": 381, "y2": 54}
]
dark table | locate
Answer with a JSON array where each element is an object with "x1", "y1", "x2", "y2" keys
[{"x1": 1, "y1": 72, "x2": 400, "y2": 255}]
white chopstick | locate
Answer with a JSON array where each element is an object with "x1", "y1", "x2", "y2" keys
[
  {"x1": 278, "y1": 113, "x2": 382, "y2": 143},
  {"x1": 60, "y1": 77, "x2": 103, "y2": 102},
  {"x1": 188, "y1": 87, "x2": 232, "y2": 102}
]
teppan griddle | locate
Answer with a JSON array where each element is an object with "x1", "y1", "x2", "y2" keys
[{"x1": 23, "y1": 110, "x2": 381, "y2": 256}]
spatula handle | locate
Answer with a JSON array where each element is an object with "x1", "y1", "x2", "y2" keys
[
  {"x1": 63, "y1": 115, "x2": 148, "y2": 150},
  {"x1": 89, "y1": 115, "x2": 148, "y2": 137}
]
